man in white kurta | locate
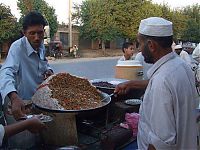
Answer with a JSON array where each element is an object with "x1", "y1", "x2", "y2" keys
[
  {"x1": 137, "y1": 52, "x2": 197, "y2": 149},
  {"x1": 136, "y1": 17, "x2": 197, "y2": 150},
  {"x1": 192, "y1": 43, "x2": 200, "y2": 63},
  {"x1": 114, "y1": 16, "x2": 197, "y2": 150},
  {"x1": 174, "y1": 44, "x2": 194, "y2": 67}
]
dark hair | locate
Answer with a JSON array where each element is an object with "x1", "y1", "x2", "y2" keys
[
  {"x1": 22, "y1": 11, "x2": 47, "y2": 31},
  {"x1": 122, "y1": 42, "x2": 134, "y2": 53},
  {"x1": 140, "y1": 34, "x2": 173, "y2": 49}
]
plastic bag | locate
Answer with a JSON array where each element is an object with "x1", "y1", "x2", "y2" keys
[{"x1": 120, "y1": 113, "x2": 140, "y2": 137}]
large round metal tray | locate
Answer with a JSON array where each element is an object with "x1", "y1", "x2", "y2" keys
[{"x1": 33, "y1": 92, "x2": 111, "y2": 113}]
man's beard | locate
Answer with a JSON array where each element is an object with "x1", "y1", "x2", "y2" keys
[{"x1": 142, "y1": 43, "x2": 154, "y2": 64}]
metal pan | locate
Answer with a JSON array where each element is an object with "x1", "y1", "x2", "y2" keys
[
  {"x1": 91, "y1": 78, "x2": 145, "y2": 99},
  {"x1": 90, "y1": 78, "x2": 128, "y2": 94},
  {"x1": 33, "y1": 92, "x2": 111, "y2": 113}
]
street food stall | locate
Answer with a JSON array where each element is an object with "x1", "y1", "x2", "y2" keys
[
  {"x1": 31, "y1": 73, "x2": 112, "y2": 148},
  {"x1": 24, "y1": 73, "x2": 143, "y2": 149}
]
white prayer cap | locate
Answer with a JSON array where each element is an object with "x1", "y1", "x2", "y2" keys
[
  {"x1": 139, "y1": 17, "x2": 173, "y2": 37},
  {"x1": 174, "y1": 44, "x2": 182, "y2": 50}
]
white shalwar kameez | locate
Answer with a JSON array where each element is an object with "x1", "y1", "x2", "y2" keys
[{"x1": 137, "y1": 52, "x2": 198, "y2": 150}]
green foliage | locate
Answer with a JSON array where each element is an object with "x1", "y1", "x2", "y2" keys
[
  {"x1": 0, "y1": 3, "x2": 21, "y2": 44},
  {"x1": 156, "y1": 4, "x2": 188, "y2": 40},
  {"x1": 135, "y1": 1, "x2": 163, "y2": 38},
  {"x1": 112, "y1": 0, "x2": 144, "y2": 40},
  {"x1": 182, "y1": 4, "x2": 200, "y2": 42},
  {"x1": 170, "y1": 10, "x2": 188, "y2": 40},
  {"x1": 17, "y1": 0, "x2": 58, "y2": 38},
  {"x1": 75, "y1": 1, "x2": 200, "y2": 43},
  {"x1": 78, "y1": 0, "x2": 164, "y2": 41},
  {"x1": 72, "y1": 3, "x2": 82, "y2": 25},
  {"x1": 182, "y1": 19, "x2": 200, "y2": 42},
  {"x1": 80, "y1": 0, "x2": 119, "y2": 42}
]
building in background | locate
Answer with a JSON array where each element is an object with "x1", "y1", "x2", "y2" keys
[
  {"x1": 1, "y1": 24, "x2": 125, "y2": 58},
  {"x1": 55, "y1": 24, "x2": 123, "y2": 51}
]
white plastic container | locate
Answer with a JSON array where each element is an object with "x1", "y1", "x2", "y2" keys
[{"x1": 115, "y1": 60, "x2": 143, "y2": 80}]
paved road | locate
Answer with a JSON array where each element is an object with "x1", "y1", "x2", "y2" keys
[{"x1": 49, "y1": 57, "x2": 120, "y2": 80}]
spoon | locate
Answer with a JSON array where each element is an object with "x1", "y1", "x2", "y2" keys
[{"x1": 101, "y1": 93, "x2": 115, "y2": 102}]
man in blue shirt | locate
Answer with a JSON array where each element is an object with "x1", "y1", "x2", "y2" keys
[{"x1": 0, "y1": 11, "x2": 53, "y2": 148}]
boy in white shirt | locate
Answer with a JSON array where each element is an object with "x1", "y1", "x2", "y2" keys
[{"x1": 118, "y1": 42, "x2": 135, "y2": 62}]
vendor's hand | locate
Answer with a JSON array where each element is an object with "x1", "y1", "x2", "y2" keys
[
  {"x1": 9, "y1": 92, "x2": 26, "y2": 120},
  {"x1": 43, "y1": 69, "x2": 53, "y2": 80},
  {"x1": 26, "y1": 116, "x2": 46, "y2": 133},
  {"x1": 115, "y1": 80, "x2": 149, "y2": 95},
  {"x1": 114, "y1": 81, "x2": 131, "y2": 95}
]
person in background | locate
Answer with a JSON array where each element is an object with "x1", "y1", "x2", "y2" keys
[
  {"x1": 73, "y1": 45, "x2": 79, "y2": 58},
  {"x1": 0, "y1": 116, "x2": 46, "y2": 147},
  {"x1": 174, "y1": 44, "x2": 197, "y2": 68},
  {"x1": 54, "y1": 41, "x2": 63, "y2": 58},
  {"x1": 174, "y1": 44, "x2": 191, "y2": 63},
  {"x1": 185, "y1": 46, "x2": 195, "y2": 55},
  {"x1": 118, "y1": 42, "x2": 136, "y2": 62},
  {"x1": 0, "y1": 11, "x2": 53, "y2": 148},
  {"x1": 115, "y1": 40, "x2": 178, "y2": 92},
  {"x1": 193, "y1": 43, "x2": 200, "y2": 63},
  {"x1": 115, "y1": 17, "x2": 197, "y2": 149}
]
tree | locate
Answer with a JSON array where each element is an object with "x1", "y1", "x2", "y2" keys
[
  {"x1": 17, "y1": 0, "x2": 58, "y2": 39},
  {"x1": 157, "y1": 4, "x2": 188, "y2": 40},
  {"x1": 182, "y1": 18, "x2": 200, "y2": 42},
  {"x1": 76, "y1": 0, "x2": 200, "y2": 48},
  {"x1": 78, "y1": 0, "x2": 163, "y2": 44},
  {"x1": 182, "y1": 4, "x2": 200, "y2": 42},
  {"x1": 0, "y1": 3, "x2": 21, "y2": 44},
  {"x1": 72, "y1": 3, "x2": 82, "y2": 25},
  {"x1": 135, "y1": 1, "x2": 163, "y2": 38},
  {"x1": 170, "y1": 9, "x2": 187, "y2": 40},
  {"x1": 110, "y1": 0, "x2": 143, "y2": 40},
  {"x1": 79, "y1": 0, "x2": 119, "y2": 53}
]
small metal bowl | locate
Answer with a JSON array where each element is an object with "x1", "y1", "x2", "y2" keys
[
  {"x1": 38, "y1": 114, "x2": 53, "y2": 123},
  {"x1": 124, "y1": 99, "x2": 142, "y2": 106}
]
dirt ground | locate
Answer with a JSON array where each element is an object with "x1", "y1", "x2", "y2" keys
[
  {"x1": 0, "y1": 49, "x2": 124, "y2": 63},
  {"x1": 77, "y1": 49, "x2": 123, "y2": 58}
]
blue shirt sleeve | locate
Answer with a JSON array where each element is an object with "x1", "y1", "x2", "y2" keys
[{"x1": 0, "y1": 43, "x2": 20, "y2": 103}]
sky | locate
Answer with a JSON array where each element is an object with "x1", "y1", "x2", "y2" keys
[{"x1": 0, "y1": 0, "x2": 200, "y2": 23}]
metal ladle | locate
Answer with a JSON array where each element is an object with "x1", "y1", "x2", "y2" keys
[{"x1": 101, "y1": 93, "x2": 115, "y2": 102}]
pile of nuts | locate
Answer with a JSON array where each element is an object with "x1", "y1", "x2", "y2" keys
[{"x1": 47, "y1": 73, "x2": 102, "y2": 110}]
